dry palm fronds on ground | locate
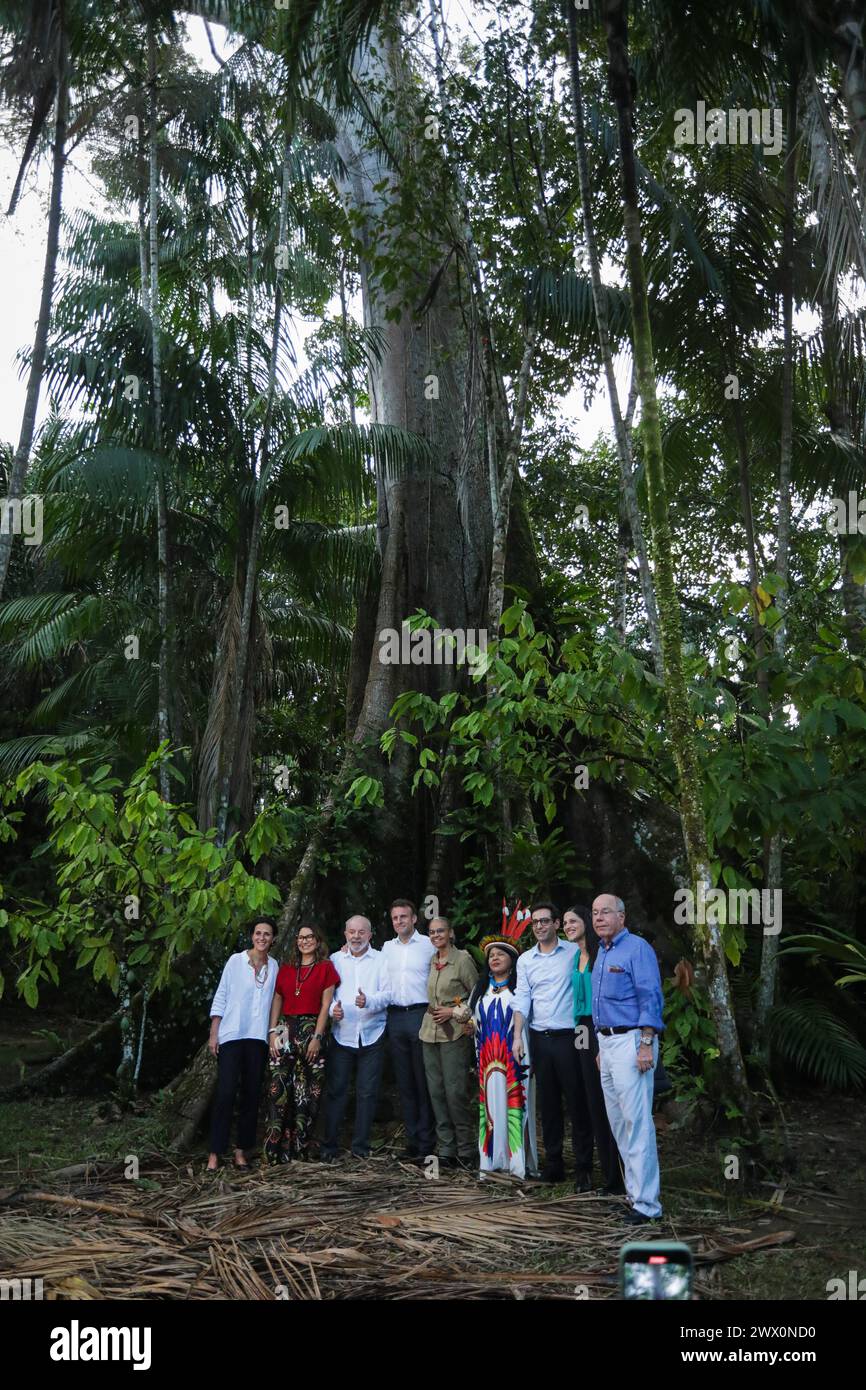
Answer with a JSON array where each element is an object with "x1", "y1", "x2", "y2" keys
[{"x1": 0, "y1": 1155, "x2": 793, "y2": 1300}]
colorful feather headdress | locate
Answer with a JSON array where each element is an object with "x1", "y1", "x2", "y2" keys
[{"x1": 479, "y1": 899, "x2": 532, "y2": 958}]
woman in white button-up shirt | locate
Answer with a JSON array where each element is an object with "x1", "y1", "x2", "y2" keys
[{"x1": 206, "y1": 918, "x2": 279, "y2": 1171}]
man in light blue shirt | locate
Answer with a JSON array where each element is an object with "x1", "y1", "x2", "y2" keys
[
  {"x1": 513, "y1": 903, "x2": 594, "y2": 1188},
  {"x1": 592, "y1": 893, "x2": 664, "y2": 1222}
]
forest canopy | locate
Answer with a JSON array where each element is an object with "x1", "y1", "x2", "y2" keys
[{"x1": 1, "y1": 0, "x2": 866, "y2": 1134}]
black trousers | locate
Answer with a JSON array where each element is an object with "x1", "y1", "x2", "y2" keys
[
  {"x1": 321, "y1": 1037, "x2": 386, "y2": 1156},
  {"x1": 210, "y1": 1038, "x2": 268, "y2": 1154},
  {"x1": 576, "y1": 1015, "x2": 624, "y2": 1188},
  {"x1": 387, "y1": 1005, "x2": 435, "y2": 1154},
  {"x1": 531, "y1": 1027, "x2": 594, "y2": 1176}
]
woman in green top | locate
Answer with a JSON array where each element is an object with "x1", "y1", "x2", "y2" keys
[
  {"x1": 419, "y1": 917, "x2": 479, "y2": 1169},
  {"x1": 564, "y1": 904, "x2": 624, "y2": 1194}
]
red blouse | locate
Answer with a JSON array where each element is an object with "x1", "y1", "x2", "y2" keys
[{"x1": 275, "y1": 960, "x2": 339, "y2": 1017}]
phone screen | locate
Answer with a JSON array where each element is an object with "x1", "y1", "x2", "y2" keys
[{"x1": 619, "y1": 1241, "x2": 693, "y2": 1300}]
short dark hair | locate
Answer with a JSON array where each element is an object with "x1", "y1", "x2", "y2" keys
[
  {"x1": 246, "y1": 916, "x2": 278, "y2": 944},
  {"x1": 389, "y1": 898, "x2": 417, "y2": 916},
  {"x1": 530, "y1": 901, "x2": 560, "y2": 923}
]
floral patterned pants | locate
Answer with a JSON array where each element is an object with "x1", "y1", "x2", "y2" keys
[{"x1": 264, "y1": 1015, "x2": 325, "y2": 1162}]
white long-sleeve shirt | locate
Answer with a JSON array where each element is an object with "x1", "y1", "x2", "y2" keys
[
  {"x1": 380, "y1": 930, "x2": 435, "y2": 1006},
  {"x1": 210, "y1": 951, "x2": 278, "y2": 1044},
  {"x1": 328, "y1": 946, "x2": 391, "y2": 1048}
]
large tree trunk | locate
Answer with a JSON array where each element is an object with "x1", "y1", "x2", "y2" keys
[
  {"x1": 602, "y1": 0, "x2": 755, "y2": 1132},
  {"x1": 0, "y1": 7, "x2": 68, "y2": 601},
  {"x1": 324, "y1": 32, "x2": 493, "y2": 892},
  {"x1": 158, "y1": 1040, "x2": 217, "y2": 1152}
]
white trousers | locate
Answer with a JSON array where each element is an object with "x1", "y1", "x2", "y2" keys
[{"x1": 598, "y1": 1030, "x2": 661, "y2": 1217}]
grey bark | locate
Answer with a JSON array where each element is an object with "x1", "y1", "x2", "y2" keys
[{"x1": 0, "y1": 15, "x2": 68, "y2": 601}]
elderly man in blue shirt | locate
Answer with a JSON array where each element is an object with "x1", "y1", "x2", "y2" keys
[{"x1": 591, "y1": 893, "x2": 664, "y2": 1223}]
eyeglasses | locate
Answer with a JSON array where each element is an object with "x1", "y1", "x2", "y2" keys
[
  {"x1": 297, "y1": 934, "x2": 316, "y2": 942},
  {"x1": 533, "y1": 917, "x2": 554, "y2": 926}
]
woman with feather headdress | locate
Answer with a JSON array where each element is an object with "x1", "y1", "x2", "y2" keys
[{"x1": 469, "y1": 901, "x2": 538, "y2": 1179}]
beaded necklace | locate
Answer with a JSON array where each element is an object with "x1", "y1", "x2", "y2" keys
[{"x1": 294, "y1": 957, "x2": 317, "y2": 995}]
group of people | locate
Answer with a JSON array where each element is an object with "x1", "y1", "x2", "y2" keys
[{"x1": 206, "y1": 893, "x2": 666, "y2": 1225}]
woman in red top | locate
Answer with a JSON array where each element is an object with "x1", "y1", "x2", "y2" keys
[{"x1": 264, "y1": 924, "x2": 338, "y2": 1163}]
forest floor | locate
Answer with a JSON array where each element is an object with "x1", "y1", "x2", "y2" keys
[
  {"x1": 0, "y1": 1092, "x2": 863, "y2": 1300},
  {"x1": 1, "y1": 1014, "x2": 864, "y2": 1300}
]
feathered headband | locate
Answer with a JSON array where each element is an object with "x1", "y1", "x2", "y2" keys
[{"x1": 479, "y1": 899, "x2": 532, "y2": 959}]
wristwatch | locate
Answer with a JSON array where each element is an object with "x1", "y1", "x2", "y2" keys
[{"x1": 640, "y1": 1032, "x2": 654, "y2": 1045}]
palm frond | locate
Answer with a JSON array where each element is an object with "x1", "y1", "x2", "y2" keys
[{"x1": 767, "y1": 990, "x2": 866, "y2": 1089}]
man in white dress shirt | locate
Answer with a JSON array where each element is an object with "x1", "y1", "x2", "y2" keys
[
  {"x1": 381, "y1": 898, "x2": 436, "y2": 1160},
  {"x1": 320, "y1": 915, "x2": 391, "y2": 1161},
  {"x1": 513, "y1": 902, "x2": 594, "y2": 1188}
]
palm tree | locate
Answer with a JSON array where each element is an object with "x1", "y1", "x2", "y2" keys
[{"x1": 600, "y1": 0, "x2": 755, "y2": 1127}]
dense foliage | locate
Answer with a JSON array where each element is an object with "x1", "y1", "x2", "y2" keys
[{"x1": 1, "y1": 0, "x2": 865, "y2": 1110}]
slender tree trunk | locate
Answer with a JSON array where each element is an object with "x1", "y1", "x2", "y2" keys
[
  {"x1": 730, "y1": 395, "x2": 768, "y2": 692},
  {"x1": 214, "y1": 132, "x2": 292, "y2": 843},
  {"x1": 0, "y1": 11, "x2": 68, "y2": 601},
  {"x1": 116, "y1": 960, "x2": 135, "y2": 1099},
  {"x1": 564, "y1": 2, "x2": 662, "y2": 675},
  {"x1": 148, "y1": 24, "x2": 171, "y2": 801},
  {"x1": 133, "y1": 989, "x2": 148, "y2": 1088},
  {"x1": 339, "y1": 256, "x2": 357, "y2": 428},
  {"x1": 486, "y1": 326, "x2": 537, "y2": 637},
  {"x1": 603, "y1": 0, "x2": 755, "y2": 1130},
  {"x1": 757, "y1": 61, "x2": 800, "y2": 1053},
  {"x1": 820, "y1": 288, "x2": 866, "y2": 653}
]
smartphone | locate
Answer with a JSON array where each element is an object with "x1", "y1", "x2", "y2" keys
[{"x1": 618, "y1": 1241, "x2": 693, "y2": 1299}]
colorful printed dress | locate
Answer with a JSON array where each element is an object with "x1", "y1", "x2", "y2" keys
[{"x1": 474, "y1": 983, "x2": 538, "y2": 1178}]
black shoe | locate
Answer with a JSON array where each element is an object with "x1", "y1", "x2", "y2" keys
[
  {"x1": 538, "y1": 1166, "x2": 566, "y2": 1184},
  {"x1": 456, "y1": 1155, "x2": 476, "y2": 1171},
  {"x1": 438, "y1": 1156, "x2": 457, "y2": 1170},
  {"x1": 319, "y1": 1152, "x2": 336, "y2": 1164},
  {"x1": 623, "y1": 1208, "x2": 658, "y2": 1225},
  {"x1": 350, "y1": 1149, "x2": 370, "y2": 1160},
  {"x1": 573, "y1": 1173, "x2": 592, "y2": 1194},
  {"x1": 599, "y1": 1181, "x2": 627, "y2": 1196}
]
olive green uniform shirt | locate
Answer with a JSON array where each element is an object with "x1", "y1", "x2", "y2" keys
[{"x1": 418, "y1": 947, "x2": 479, "y2": 1043}]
